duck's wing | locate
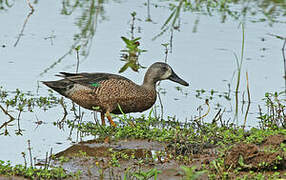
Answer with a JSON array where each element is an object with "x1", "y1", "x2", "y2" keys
[{"x1": 58, "y1": 72, "x2": 131, "y2": 88}]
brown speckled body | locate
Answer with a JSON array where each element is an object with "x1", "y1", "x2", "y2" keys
[
  {"x1": 42, "y1": 62, "x2": 189, "y2": 127},
  {"x1": 69, "y1": 78, "x2": 156, "y2": 114}
]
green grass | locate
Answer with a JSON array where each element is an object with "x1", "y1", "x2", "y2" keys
[{"x1": 0, "y1": 160, "x2": 80, "y2": 179}]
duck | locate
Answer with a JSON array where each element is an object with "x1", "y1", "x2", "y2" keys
[{"x1": 42, "y1": 62, "x2": 189, "y2": 127}]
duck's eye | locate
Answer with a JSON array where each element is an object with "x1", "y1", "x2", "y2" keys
[{"x1": 162, "y1": 66, "x2": 168, "y2": 71}]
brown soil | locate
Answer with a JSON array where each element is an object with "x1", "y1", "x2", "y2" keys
[
  {"x1": 225, "y1": 134, "x2": 286, "y2": 171},
  {"x1": 0, "y1": 176, "x2": 27, "y2": 180},
  {"x1": 43, "y1": 135, "x2": 286, "y2": 179},
  {"x1": 50, "y1": 139, "x2": 215, "y2": 179}
]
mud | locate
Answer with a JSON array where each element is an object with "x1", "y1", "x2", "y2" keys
[
  {"x1": 0, "y1": 176, "x2": 27, "y2": 180},
  {"x1": 43, "y1": 135, "x2": 286, "y2": 179},
  {"x1": 225, "y1": 134, "x2": 286, "y2": 171},
  {"x1": 50, "y1": 139, "x2": 214, "y2": 179}
]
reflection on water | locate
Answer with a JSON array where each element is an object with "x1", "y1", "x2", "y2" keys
[
  {"x1": 13, "y1": 0, "x2": 35, "y2": 47},
  {"x1": 0, "y1": 0, "x2": 15, "y2": 10},
  {"x1": 41, "y1": 0, "x2": 104, "y2": 75},
  {"x1": 2, "y1": 0, "x2": 285, "y2": 74},
  {"x1": 154, "y1": 0, "x2": 286, "y2": 39}
]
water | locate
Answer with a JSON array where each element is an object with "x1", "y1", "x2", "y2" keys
[{"x1": 0, "y1": 0, "x2": 285, "y2": 164}]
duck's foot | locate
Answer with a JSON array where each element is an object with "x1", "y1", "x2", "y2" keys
[
  {"x1": 106, "y1": 112, "x2": 117, "y2": 127},
  {"x1": 100, "y1": 112, "x2": 106, "y2": 126}
]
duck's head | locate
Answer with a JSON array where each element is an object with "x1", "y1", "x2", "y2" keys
[{"x1": 143, "y1": 62, "x2": 189, "y2": 87}]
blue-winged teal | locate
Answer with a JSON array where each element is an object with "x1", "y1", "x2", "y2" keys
[{"x1": 43, "y1": 62, "x2": 189, "y2": 127}]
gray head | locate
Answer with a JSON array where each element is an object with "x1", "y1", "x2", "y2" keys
[{"x1": 143, "y1": 62, "x2": 189, "y2": 87}]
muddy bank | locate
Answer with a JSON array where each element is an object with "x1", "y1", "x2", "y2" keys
[
  {"x1": 47, "y1": 135, "x2": 286, "y2": 179},
  {"x1": 225, "y1": 134, "x2": 286, "y2": 171},
  {"x1": 49, "y1": 139, "x2": 214, "y2": 179}
]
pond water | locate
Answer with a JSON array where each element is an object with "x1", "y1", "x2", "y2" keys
[{"x1": 0, "y1": 0, "x2": 285, "y2": 164}]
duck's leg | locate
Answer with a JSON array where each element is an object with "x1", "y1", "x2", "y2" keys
[
  {"x1": 105, "y1": 111, "x2": 117, "y2": 127},
  {"x1": 100, "y1": 112, "x2": 106, "y2": 126}
]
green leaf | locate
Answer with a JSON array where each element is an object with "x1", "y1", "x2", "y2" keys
[
  {"x1": 133, "y1": 37, "x2": 141, "y2": 42},
  {"x1": 92, "y1": 106, "x2": 100, "y2": 110},
  {"x1": 119, "y1": 62, "x2": 131, "y2": 73},
  {"x1": 121, "y1": 36, "x2": 131, "y2": 46},
  {"x1": 138, "y1": 49, "x2": 147, "y2": 53},
  {"x1": 131, "y1": 11, "x2": 136, "y2": 17},
  {"x1": 75, "y1": 45, "x2": 81, "y2": 51},
  {"x1": 161, "y1": 43, "x2": 169, "y2": 47},
  {"x1": 130, "y1": 63, "x2": 139, "y2": 72},
  {"x1": 161, "y1": 9, "x2": 176, "y2": 30}
]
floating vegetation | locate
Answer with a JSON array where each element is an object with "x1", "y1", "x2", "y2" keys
[
  {"x1": 0, "y1": 87, "x2": 62, "y2": 135},
  {"x1": 0, "y1": 87, "x2": 61, "y2": 113}
]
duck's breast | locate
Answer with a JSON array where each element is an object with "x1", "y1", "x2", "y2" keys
[{"x1": 97, "y1": 79, "x2": 157, "y2": 114}]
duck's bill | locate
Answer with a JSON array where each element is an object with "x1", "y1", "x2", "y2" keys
[{"x1": 168, "y1": 71, "x2": 189, "y2": 86}]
